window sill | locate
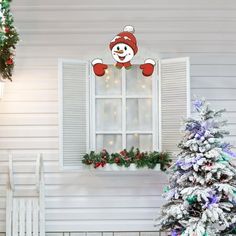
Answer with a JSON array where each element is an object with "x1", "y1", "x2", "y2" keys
[{"x1": 84, "y1": 163, "x2": 161, "y2": 171}]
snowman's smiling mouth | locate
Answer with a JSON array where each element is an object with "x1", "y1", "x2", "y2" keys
[{"x1": 118, "y1": 55, "x2": 126, "y2": 61}]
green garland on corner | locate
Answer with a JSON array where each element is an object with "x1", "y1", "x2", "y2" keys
[
  {"x1": 0, "y1": 0, "x2": 19, "y2": 81},
  {"x1": 82, "y1": 147, "x2": 172, "y2": 171}
]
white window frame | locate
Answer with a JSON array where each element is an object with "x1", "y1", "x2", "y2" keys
[{"x1": 89, "y1": 62, "x2": 159, "y2": 152}]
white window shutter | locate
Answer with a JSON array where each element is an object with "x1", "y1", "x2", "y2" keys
[
  {"x1": 59, "y1": 60, "x2": 89, "y2": 169},
  {"x1": 159, "y1": 57, "x2": 190, "y2": 153}
]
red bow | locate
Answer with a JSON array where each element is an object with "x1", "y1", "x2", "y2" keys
[{"x1": 115, "y1": 61, "x2": 132, "y2": 69}]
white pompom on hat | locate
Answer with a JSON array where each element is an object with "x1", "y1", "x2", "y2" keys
[{"x1": 123, "y1": 25, "x2": 135, "y2": 34}]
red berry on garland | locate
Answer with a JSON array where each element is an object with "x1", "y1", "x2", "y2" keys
[
  {"x1": 5, "y1": 27, "x2": 10, "y2": 33},
  {"x1": 95, "y1": 162, "x2": 101, "y2": 168},
  {"x1": 6, "y1": 58, "x2": 13, "y2": 65},
  {"x1": 114, "y1": 157, "x2": 120, "y2": 163},
  {"x1": 120, "y1": 150, "x2": 127, "y2": 156}
]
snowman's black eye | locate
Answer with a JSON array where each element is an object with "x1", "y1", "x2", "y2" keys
[
  {"x1": 117, "y1": 46, "x2": 120, "y2": 50},
  {"x1": 124, "y1": 46, "x2": 127, "y2": 50}
]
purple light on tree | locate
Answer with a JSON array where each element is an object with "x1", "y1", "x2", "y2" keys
[
  {"x1": 171, "y1": 229, "x2": 181, "y2": 236},
  {"x1": 185, "y1": 121, "x2": 201, "y2": 133},
  {"x1": 204, "y1": 195, "x2": 219, "y2": 208},
  {"x1": 221, "y1": 143, "x2": 236, "y2": 158},
  {"x1": 193, "y1": 99, "x2": 203, "y2": 110}
]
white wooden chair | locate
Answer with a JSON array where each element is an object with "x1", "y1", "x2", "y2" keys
[{"x1": 6, "y1": 153, "x2": 45, "y2": 236}]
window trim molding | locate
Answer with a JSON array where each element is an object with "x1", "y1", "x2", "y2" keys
[
  {"x1": 152, "y1": 62, "x2": 159, "y2": 150},
  {"x1": 121, "y1": 67, "x2": 126, "y2": 149}
]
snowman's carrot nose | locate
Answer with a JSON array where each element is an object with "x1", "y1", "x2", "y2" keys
[{"x1": 114, "y1": 50, "x2": 124, "y2": 54}]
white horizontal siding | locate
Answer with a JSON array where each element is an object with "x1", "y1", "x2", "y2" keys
[
  {"x1": 43, "y1": 233, "x2": 167, "y2": 236},
  {"x1": 0, "y1": 0, "x2": 235, "y2": 233},
  {"x1": 0, "y1": 233, "x2": 169, "y2": 236},
  {"x1": 0, "y1": 152, "x2": 167, "y2": 232}
]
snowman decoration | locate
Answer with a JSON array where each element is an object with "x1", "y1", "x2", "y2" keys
[{"x1": 92, "y1": 25, "x2": 155, "y2": 77}]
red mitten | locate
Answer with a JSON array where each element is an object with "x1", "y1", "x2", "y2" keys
[
  {"x1": 140, "y1": 59, "x2": 155, "y2": 77},
  {"x1": 92, "y1": 59, "x2": 108, "y2": 77}
]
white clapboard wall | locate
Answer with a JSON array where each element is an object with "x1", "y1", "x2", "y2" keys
[
  {"x1": 0, "y1": 0, "x2": 235, "y2": 233},
  {"x1": 0, "y1": 233, "x2": 168, "y2": 236}
]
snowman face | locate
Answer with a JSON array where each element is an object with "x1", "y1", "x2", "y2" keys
[{"x1": 111, "y1": 43, "x2": 134, "y2": 63}]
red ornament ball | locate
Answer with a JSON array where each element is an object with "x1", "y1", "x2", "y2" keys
[
  {"x1": 5, "y1": 27, "x2": 10, "y2": 33},
  {"x1": 6, "y1": 58, "x2": 13, "y2": 65}
]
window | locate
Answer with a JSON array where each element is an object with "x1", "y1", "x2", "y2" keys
[
  {"x1": 59, "y1": 58, "x2": 190, "y2": 169},
  {"x1": 90, "y1": 65, "x2": 158, "y2": 153}
]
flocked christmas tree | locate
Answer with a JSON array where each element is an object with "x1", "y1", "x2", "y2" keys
[{"x1": 156, "y1": 99, "x2": 236, "y2": 236}]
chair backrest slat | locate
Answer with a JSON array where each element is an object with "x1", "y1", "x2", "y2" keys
[
  {"x1": 26, "y1": 199, "x2": 33, "y2": 236},
  {"x1": 6, "y1": 189, "x2": 12, "y2": 236},
  {"x1": 12, "y1": 199, "x2": 19, "y2": 236},
  {"x1": 33, "y1": 199, "x2": 39, "y2": 236},
  {"x1": 19, "y1": 199, "x2": 26, "y2": 236}
]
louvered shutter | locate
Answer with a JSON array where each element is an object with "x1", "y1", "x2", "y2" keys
[
  {"x1": 159, "y1": 57, "x2": 190, "y2": 153},
  {"x1": 59, "y1": 60, "x2": 89, "y2": 169}
]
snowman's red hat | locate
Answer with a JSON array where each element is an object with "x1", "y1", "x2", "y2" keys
[{"x1": 109, "y1": 26, "x2": 138, "y2": 55}]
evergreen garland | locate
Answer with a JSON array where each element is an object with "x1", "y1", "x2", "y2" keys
[
  {"x1": 82, "y1": 147, "x2": 172, "y2": 171},
  {"x1": 0, "y1": 0, "x2": 19, "y2": 81}
]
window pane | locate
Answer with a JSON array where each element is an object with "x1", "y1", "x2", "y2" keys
[
  {"x1": 126, "y1": 65, "x2": 152, "y2": 96},
  {"x1": 96, "y1": 134, "x2": 122, "y2": 153},
  {"x1": 96, "y1": 99, "x2": 122, "y2": 131},
  {"x1": 126, "y1": 99, "x2": 152, "y2": 131},
  {"x1": 127, "y1": 134, "x2": 153, "y2": 151},
  {"x1": 96, "y1": 65, "x2": 122, "y2": 95}
]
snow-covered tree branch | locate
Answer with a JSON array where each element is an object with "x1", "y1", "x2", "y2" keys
[{"x1": 156, "y1": 99, "x2": 236, "y2": 236}]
